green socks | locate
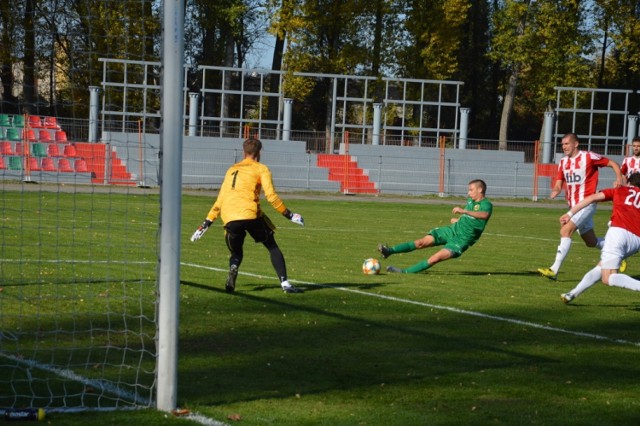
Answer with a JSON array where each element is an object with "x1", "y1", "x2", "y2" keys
[
  {"x1": 404, "y1": 260, "x2": 430, "y2": 274},
  {"x1": 389, "y1": 241, "x2": 429, "y2": 273},
  {"x1": 391, "y1": 241, "x2": 416, "y2": 254}
]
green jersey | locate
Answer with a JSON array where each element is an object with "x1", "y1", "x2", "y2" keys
[{"x1": 453, "y1": 197, "x2": 493, "y2": 241}]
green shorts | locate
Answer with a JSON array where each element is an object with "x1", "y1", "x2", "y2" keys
[{"x1": 428, "y1": 226, "x2": 477, "y2": 258}]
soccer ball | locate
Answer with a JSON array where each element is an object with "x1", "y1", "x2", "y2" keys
[{"x1": 362, "y1": 258, "x2": 381, "y2": 275}]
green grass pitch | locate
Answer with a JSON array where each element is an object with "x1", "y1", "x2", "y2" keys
[{"x1": 2, "y1": 189, "x2": 640, "y2": 425}]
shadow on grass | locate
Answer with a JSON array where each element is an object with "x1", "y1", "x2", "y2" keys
[
  {"x1": 179, "y1": 279, "x2": 559, "y2": 406},
  {"x1": 181, "y1": 279, "x2": 387, "y2": 294}
]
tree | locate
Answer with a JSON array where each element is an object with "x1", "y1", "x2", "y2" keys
[
  {"x1": 269, "y1": 0, "x2": 372, "y2": 146},
  {"x1": 401, "y1": 0, "x2": 471, "y2": 80},
  {"x1": 456, "y1": 0, "x2": 497, "y2": 140},
  {"x1": 593, "y1": 0, "x2": 640, "y2": 91},
  {"x1": 489, "y1": 0, "x2": 592, "y2": 148},
  {"x1": 0, "y1": 1, "x2": 20, "y2": 112}
]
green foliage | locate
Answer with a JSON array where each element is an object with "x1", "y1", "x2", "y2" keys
[
  {"x1": 594, "y1": 0, "x2": 640, "y2": 88},
  {"x1": 403, "y1": 0, "x2": 472, "y2": 80},
  {"x1": 276, "y1": 0, "x2": 369, "y2": 75}
]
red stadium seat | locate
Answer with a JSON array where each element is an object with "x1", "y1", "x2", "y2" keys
[
  {"x1": 24, "y1": 129, "x2": 37, "y2": 142},
  {"x1": 28, "y1": 115, "x2": 43, "y2": 128},
  {"x1": 55, "y1": 130, "x2": 67, "y2": 142},
  {"x1": 47, "y1": 143, "x2": 61, "y2": 157},
  {"x1": 14, "y1": 142, "x2": 25, "y2": 155},
  {"x1": 63, "y1": 144, "x2": 77, "y2": 157},
  {"x1": 74, "y1": 159, "x2": 88, "y2": 173},
  {"x1": 0, "y1": 156, "x2": 5, "y2": 169},
  {"x1": 38, "y1": 130, "x2": 52, "y2": 142},
  {"x1": 41, "y1": 157, "x2": 56, "y2": 171},
  {"x1": 44, "y1": 116, "x2": 61, "y2": 130},
  {"x1": 0, "y1": 141, "x2": 14, "y2": 155},
  {"x1": 57, "y1": 158, "x2": 73, "y2": 172},
  {"x1": 26, "y1": 157, "x2": 41, "y2": 172}
]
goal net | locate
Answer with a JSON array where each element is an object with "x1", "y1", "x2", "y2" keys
[
  {"x1": 0, "y1": 0, "x2": 166, "y2": 413},
  {"x1": 0, "y1": 182, "x2": 158, "y2": 411}
]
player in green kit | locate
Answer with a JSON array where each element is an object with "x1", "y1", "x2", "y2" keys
[{"x1": 378, "y1": 179, "x2": 492, "y2": 273}]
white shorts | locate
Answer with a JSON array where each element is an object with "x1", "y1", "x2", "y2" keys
[
  {"x1": 570, "y1": 203, "x2": 597, "y2": 235},
  {"x1": 601, "y1": 227, "x2": 640, "y2": 269}
]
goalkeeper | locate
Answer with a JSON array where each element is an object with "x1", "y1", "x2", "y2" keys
[
  {"x1": 378, "y1": 179, "x2": 492, "y2": 273},
  {"x1": 191, "y1": 138, "x2": 305, "y2": 293}
]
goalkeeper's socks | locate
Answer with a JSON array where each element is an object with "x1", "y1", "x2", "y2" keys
[
  {"x1": 391, "y1": 241, "x2": 417, "y2": 254},
  {"x1": 404, "y1": 260, "x2": 430, "y2": 274}
]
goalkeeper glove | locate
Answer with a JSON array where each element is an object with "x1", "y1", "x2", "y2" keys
[
  {"x1": 190, "y1": 219, "x2": 212, "y2": 242},
  {"x1": 283, "y1": 209, "x2": 304, "y2": 227},
  {"x1": 291, "y1": 213, "x2": 304, "y2": 226}
]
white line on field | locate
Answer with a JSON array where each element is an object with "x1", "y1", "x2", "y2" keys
[
  {"x1": 0, "y1": 351, "x2": 152, "y2": 407},
  {"x1": 182, "y1": 262, "x2": 640, "y2": 348}
]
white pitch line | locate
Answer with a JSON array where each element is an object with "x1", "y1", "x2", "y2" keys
[
  {"x1": 183, "y1": 262, "x2": 640, "y2": 347},
  {"x1": 0, "y1": 352, "x2": 152, "y2": 407}
]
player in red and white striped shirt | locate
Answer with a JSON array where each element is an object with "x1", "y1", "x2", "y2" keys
[
  {"x1": 538, "y1": 133, "x2": 624, "y2": 280},
  {"x1": 560, "y1": 172, "x2": 640, "y2": 303},
  {"x1": 620, "y1": 137, "x2": 640, "y2": 180}
]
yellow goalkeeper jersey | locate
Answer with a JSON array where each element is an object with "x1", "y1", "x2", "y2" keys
[{"x1": 206, "y1": 157, "x2": 288, "y2": 224}]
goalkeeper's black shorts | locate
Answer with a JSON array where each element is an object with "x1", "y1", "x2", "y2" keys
[{"x1": 224, "y1": 215, "x2": 276, "y2": 244}]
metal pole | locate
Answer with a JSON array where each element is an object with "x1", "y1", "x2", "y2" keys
[
  {"x1": 542, "y1": 111, "x2": 555, "y2": 164},
  {"x1": 459, "y1": 108, "x2": 470, "y2": 150},
  {"x1": 88, "y1": 86, "x2": 100, "y2": 142},
  {"x1": 188, "y1": 92, "x2": 199, "y2": 136},
  {"x1": 283, "y1": 98, "x2": 293, "y2": 141},
  {"x1": 372, "y1": 103, "x2": 382, "y2": 145},
  {"x1": 330, "y1": 77, "x2": 337, "y2": 153},
  {"x1": 627, "y1": 115, "x2": 638, "y2": 143},
  {"x1": 157, "y1": 0, "x2": 184, "y2": 413}
]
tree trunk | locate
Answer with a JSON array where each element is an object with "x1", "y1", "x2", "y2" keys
[
  {"x1": 267, "y1": 29, "x2": 285, "y2": 122},
  {"x1": 499, "y1": 69, "x2": 518, "y2": 151},
  {"x1": 497, "y1": 0, "x2": 530, "y2": 151},
  {"x1": 23, "y1": 0, "x2": 36, "y2": 112},
  {"x1": 222, "y1": 32, "x2": 235, "y2": 136},
  {"x1": 371, "y1": 0, "x2": 384, "y2": 102},
  {"x1": 598, "y1": 21, "x2": 608, "y2": 88}
]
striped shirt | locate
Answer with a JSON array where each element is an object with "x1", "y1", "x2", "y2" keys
[
  {"x1": 555, "y1": 151, "x2": 610, "y2": 207},
  {"x1": 620, "y1": 156, "x2": 640, "y2": 178}
]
